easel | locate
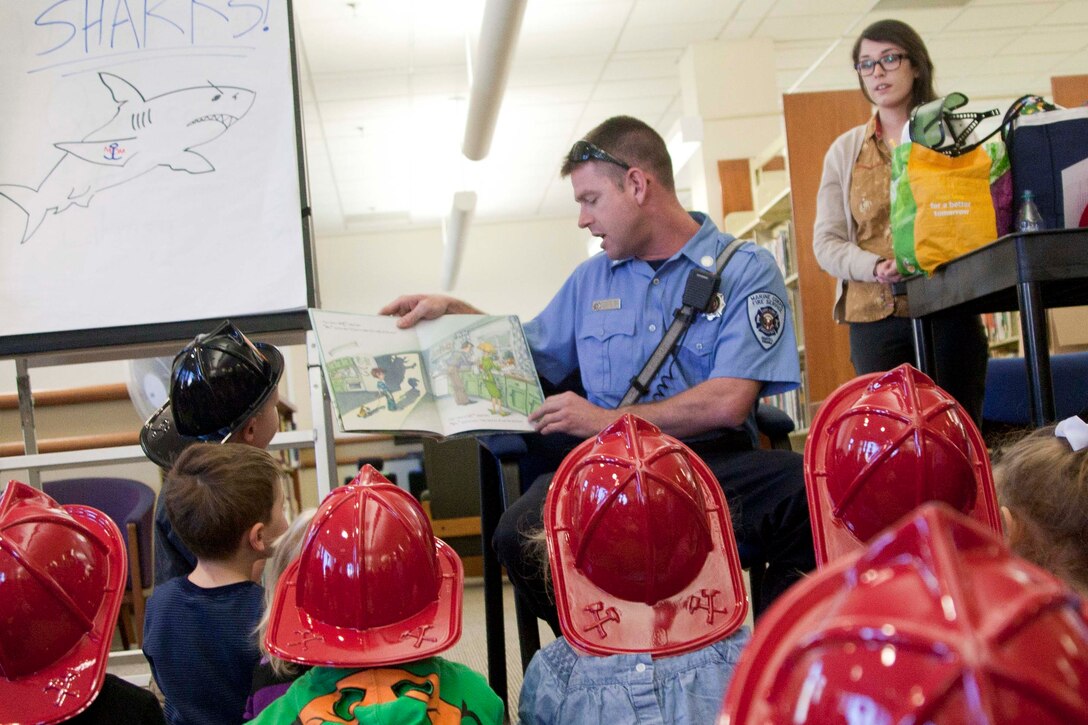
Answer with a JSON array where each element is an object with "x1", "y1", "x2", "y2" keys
[{"x1": 0, "y1": 326, "x2": 338, "y2": 502}]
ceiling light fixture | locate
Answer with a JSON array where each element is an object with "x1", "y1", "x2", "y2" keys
[
  {"x1": 441, "y1": 191, "x2": 478, "y2": 290},
  {"x1": 461, "y1": 0, "x2": 527, "y2": 161}
]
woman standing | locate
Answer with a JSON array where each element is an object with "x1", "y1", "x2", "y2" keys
[{"x1": 813, "y1": 19, "x2": 987, "y2": 423}]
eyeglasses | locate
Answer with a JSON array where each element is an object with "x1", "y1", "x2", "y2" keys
[
  {"x1": 855, "y1": 52, "x2": 908, "y2": 76},
  {"x1": 567, "y1": 140, "x2": 630, "y2": 170},
  {"x1": 909, "y1": 91, "x2": 1000, "y2": 157}
]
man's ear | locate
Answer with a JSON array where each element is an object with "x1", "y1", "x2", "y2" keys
[{"x1": 627, "y1": 167, "x2": 650, "y2": 203}]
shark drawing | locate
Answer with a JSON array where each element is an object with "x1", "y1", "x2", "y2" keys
[{"x1": 0, "y1": 72, "x2": 255, "y2": 243}]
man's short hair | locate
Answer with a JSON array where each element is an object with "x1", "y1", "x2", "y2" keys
[
  {"x1": 164, "y1": 443, "x2": 283, "y2": 561},
  {"x1": 560, "y1": 115, "x2": 676, "y2": 193}
]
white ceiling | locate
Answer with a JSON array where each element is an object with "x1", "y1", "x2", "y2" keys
[{"x1": 294, "y1": 0, "x2": 1088, "y2": 237}]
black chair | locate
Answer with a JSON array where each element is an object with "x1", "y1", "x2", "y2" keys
[
  {"x1": 42, "y1": 477, "x2": 156, "y2": 648},
  {"x1": 476, "y1": 401, "x2": 796, "y2": 687}
]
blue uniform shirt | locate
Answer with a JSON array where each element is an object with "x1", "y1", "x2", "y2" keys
[{"x1": 524, "y1": 213, "x2": 800, "y2": 443}]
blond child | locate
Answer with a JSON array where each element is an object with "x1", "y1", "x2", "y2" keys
[
  {"x1": 992, "y1": 412, "x2": 1088, "y2": 595},
  {"x1": 244, "y1": 508, "x2": 317, "y2": 719},
  {"x1": 251, "y1": 466, "x2": 502, "y2": 724}
]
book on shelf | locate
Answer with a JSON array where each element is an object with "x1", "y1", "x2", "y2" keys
[
  {"x1": 310, "y1": 309, "x2": 544, "y2": 437},
  {"x1": 786, "y1": 286, "x2": 804, "y2": 346},
  {"x1": 753, "y1": 222, "x2": 797, "y2": 280},
  {"x1": 761, "y1": 388, "x2": 807, "y2": 431},
  {"x1": 982, "y1": 312, "x2": 1020, "y2": 348}
]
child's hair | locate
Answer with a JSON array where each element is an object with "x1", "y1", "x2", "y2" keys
[
  {"x1": 164, "y1": 443, "x2": 284, "y2": 560},
  {"x1": 525, "y1": 526, "x2": 553, "y2": 600},
  {"x1": 992, "y1": 426, "x2": 1088, "y2": 594},
  {"x1": 255, "y1": 508, "x2": 316, "y2": 677}
]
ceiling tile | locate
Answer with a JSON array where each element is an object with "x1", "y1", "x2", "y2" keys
[
  {"x1": 858, "y1": 7, "x2": 962, "y2": 34},
  {"x1": 924, "y1": 32, "x2": 1021, "y2": 60},
  {"x1": 754, "y1": 13, "x2": 859, "y2": 42},
  {"x1": 734, "y1": 0, "x2": 774, "y2": 22},
  {"x1": 719, "y1": 18, "x2": 761, "y2": 39},
  {"x1": 592, "y1": 77, "x2": 679, "y2": 101},
  {"x1": 517, "y1": 27, "x2": 624, "y2": 59},
  {"x1": 953, "y1": 3, "x2": 1061, "y2": 30},
  {"x1": 311, "y1": 74, "x2": 412, "y2": 103},
  {"x1": 619, "y1": 23, "x2": 724, "y2": 53},
  {"x1": 510, "y1": 56, "x2": 609, "y2": 87},
  {"x1": 600, "y1": 51, "x2": 685, "y2": 81},
  {"x1": 1040, "y1": 1, "x2": 1088, "y2": 25},
  {"x1": 629, "y1": 0, "x2": 740, "y2": 27},
  {"x1": 769, "y1": 0, "x2": 874, "y2": 17},
  {"x1": 973, "y1": 53, "x2": 1069, "y2": 77},
  {"x1": 775, "y1": 40, "x2": 839, "y2": 70},
  {"x1": 521, "y1": 0, "x2": 632, "y2": 34},
  {"x1": 961, "y1": 71, "x2": 1054, "y2": 98}
]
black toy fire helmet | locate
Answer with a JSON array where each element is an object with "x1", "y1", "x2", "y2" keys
[{"x1": 139, "y1": 320, "x2": 284, "y2": 468}]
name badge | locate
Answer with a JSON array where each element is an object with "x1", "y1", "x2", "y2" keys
[{"x1": 591, "y1": 298, "x2": 621, "y2": 311}]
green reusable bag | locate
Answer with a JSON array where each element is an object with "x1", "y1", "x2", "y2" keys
[{"x1": 891, "y1": 140, "x2": 1010, "y2": 276}]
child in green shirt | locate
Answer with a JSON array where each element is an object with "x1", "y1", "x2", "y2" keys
[{"x1": 250, "y1": 465, "x2": 502, "y2": 725}]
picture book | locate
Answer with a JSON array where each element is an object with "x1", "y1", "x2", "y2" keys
[{"x1": 309, "y1": 309, "x2": 544, "y2": 437}]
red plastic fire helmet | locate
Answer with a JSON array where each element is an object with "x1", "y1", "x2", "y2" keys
[
  {"x1": 805, "y1": 363, "x2": 1000, "y2": 567},
  {"x1": 265, "y1": 465, "x2": 463, "y2": 668},
  {"x1": 719, "y1": 502, "x2": 1088, "y2": 724},
  {"x1": 0, "y1": 481, "x2": 127, "y2": 724},
  {"x1": 545, "y1": 414, "x2": 747, "y2": 657}
]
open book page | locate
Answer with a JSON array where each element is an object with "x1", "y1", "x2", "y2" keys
[
  {"x1": 415, "y1": 315, "x2": 542, "y2": 436},
  {"x1": 309, "y1": 310, "x2": 541, "y2": 437},
  {"x1": 309, "y1": 310, "x2": 441, "y2": 434}
]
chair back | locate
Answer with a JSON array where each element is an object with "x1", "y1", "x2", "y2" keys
[
  {"x1": 42, "y1": 477, "x2": 155, "y2": 590},
  {"x1": 983, "y1": 352, "x2": 1088, "y2": 425}
]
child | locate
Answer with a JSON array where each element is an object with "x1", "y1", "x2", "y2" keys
[
  {"x1": 251, "y1": 465, "x2": 503, "y2": 724},
  {"x1": 245, "y1": 507, "x2": 317, "y2": 720},
  {"x1": 718, "y1": 502, "x2": 1088, "y2": 723},
  {"x1": 0, "y1": 481, "x2": 165, "y2": 725},
  {"x1": 142, "y1": 444, "x2": 289, "y2": 725},
  {"x1": 518, "y1": 415, "x2": 752, "y2": 725},
  {"x1": 992, "y1": 409, "x2": 1088, "y2": 596},
  {"x1": 140, "y1": 319, "x2": 284, "y2": 584}
]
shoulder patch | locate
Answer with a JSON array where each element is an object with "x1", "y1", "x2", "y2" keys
[{"x1": 747, "y1": 292, "x2": 786, "y2": 350}]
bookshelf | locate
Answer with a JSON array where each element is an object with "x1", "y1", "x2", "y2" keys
[
  {"x1": 724, "y1": 138, "x2": 809, "y2": 434},
  {"x1": 983, "y1": 312, "x2": 1021, "y2": 355}
]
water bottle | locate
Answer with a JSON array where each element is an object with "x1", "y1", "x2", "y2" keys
[{"x1": 1016, "y1": 190, "x2": 1043, "y2": 233}]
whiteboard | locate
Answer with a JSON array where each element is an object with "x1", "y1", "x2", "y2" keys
[{"x1": 0, "y1": 0, "x2": 311, "y2": 350}]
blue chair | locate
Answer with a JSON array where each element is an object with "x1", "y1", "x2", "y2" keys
[
  {"x1": 42, "y1": 477, "x2": 156, "y2": 648},
  {"x1": 983, "y1": 352, "x2": 1088, "y2": 431}
]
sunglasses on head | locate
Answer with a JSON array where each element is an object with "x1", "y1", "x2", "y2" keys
[
  {"x1": 568, "y1": 140, "x2": 630, "y2": 170},
  {"x1": 909, "y1": 92, "x2": 1000, "y2": 157}
]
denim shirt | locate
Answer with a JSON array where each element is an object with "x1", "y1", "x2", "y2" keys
[{"x1": 518, "y1": 628, "x2": 751, "y2": 725}]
